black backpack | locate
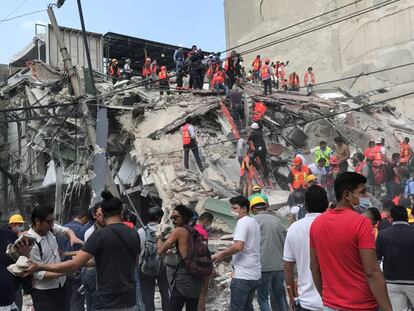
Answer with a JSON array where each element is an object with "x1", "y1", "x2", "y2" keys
[{"x1": 139, "y1": 227, "x2": 164, "y2": 277}]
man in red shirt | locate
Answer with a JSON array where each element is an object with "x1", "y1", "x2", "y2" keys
[{"x1": 310, "y1": 172, "x2": 392, "y2": 311}]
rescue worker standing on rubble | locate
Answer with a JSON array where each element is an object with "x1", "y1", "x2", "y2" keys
[
  {"x1": 142, "y1": 58, "x2": 152, "y2": 86},
  {"x1": 158, "y1": 66, "x2": 170, "y2": 96},
  {"x1": 224, "y1": 50, "x2": 238, "y2": 89},
  {"x1": 249, "y1": 122, "x2": 270, "y2": 183},
  {"x1": 261, "y1": 59, "x2": 274, "y2": 96},
  {"x1": 181, "y1": 117, "x2": 204, "y2": 172},
  {"x1": 400, "y1": 137, "x2": 413, "y2": 166},
  {"x1": 288, "y1": 71, "x2": 300, "y2": 91},
  {"x1": 211, "y1": 67, "x2": 228, "y2": 96},
  {"x1": 278, "y1": 61, "x2": 287, "y2": 91},
  {"x1": 252, "y1": 55, "x2": 262, "y2": 84},
  {"x1": 304, "y1": 67, "x2": 316, "y2": 95},
  {"x1": 288, "y1": 157, "x2": 311, "y2": 206},
  {"x1": 189, "y1": 45, "x2": 204, "y2": 89},
  {"x1": 124, "y1": 59, "x2": 133, "y2": 80},
  {"x1": 306, "y1": 141, "x2": 333, "y2": 167},
  {"x1": 253, "y1": 101, "x2": 267, "y2": 131},
  {"x1": 109, "y1": 59, "x2": 120, "y2": 84}
]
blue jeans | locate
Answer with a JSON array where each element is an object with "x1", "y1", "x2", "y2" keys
[
  {"x1": 135, "y1": 268, "x2": 145, "y2": 311},
  {"x1": 81, "y1": 267, "x2": 96, "y2": 311},
  {"x1": 257, "y1": 271, "x2": 288, "y2": 311},
  {"x1": 214, "y1": 83, "x2": 229, "y2": 96},
  {"x1": 230, "y1": 278, "x2": 260, "y2": 311},
  {"x1": 306, "y1": 84, "x2": 313, "y2": 95}
]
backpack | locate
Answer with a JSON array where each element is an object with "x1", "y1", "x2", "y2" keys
[
  {"x1": 139, "y1": 227, "x2": 164, "y2": 277},
  {"x1": 182, "y1": 225, "x2": 213, "y2": 279}
]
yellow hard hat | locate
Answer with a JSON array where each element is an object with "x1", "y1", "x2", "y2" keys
[
  {"x1": 9, "y1": 214, "x2": 25, "y2": 224},
  {"x1": 307, "y1": 175, "x2": 317, "y2": 182},
  {"x1": 250, "y1": 196, "x2": 267, "y2": 208},
  {"x1": 251, "y1": 185, "x2": 261, "y2": 191}
]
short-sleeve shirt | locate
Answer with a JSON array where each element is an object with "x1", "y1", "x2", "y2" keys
[
  {"x1": 232, "y1": 216, "x2": 261, "y2": 280},
  {"x1": 309, "y1": 208, "x2": 377, "y2": 311},
  {"x1": 82, "y1": 223, "x2": 140, "y2": 310}
]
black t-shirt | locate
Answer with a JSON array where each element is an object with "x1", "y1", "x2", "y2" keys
[
  {"x1": 82, "y1": 223, "x2": 140, "y2": 310},
  {"x1": 0, "y1": 229, "x2": 18, "y2": 307}
]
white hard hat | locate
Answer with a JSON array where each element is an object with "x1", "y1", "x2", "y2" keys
[
  {"x1": 251, "y1": 123, "x2": 259, "y2": 130},
  {"x1": 376, "y1": 137, "x2": 383, "y2": 144}
]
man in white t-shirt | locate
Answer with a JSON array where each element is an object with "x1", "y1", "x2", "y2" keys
[
  {"x1": 283, "y1": 185, "x2": 328, "y2": 311},
  {"x1": 308, "y1": 159, "x2": 327, "y2": 186},
  {"x1": 213, "y1": 196, "x2": 261, "y2": 311}
]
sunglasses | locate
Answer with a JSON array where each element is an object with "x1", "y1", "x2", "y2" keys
[{"x1": 170, "y1": 215, "x2": 182, "y2": 221}]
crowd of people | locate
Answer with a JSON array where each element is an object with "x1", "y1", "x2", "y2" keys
[{"x1": 107, "y1": 47, "x2": 316, "y2": 98}]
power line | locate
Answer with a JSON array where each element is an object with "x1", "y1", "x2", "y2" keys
[
  {"x1": 238, "y1": 0, "x2": 400, "y2": 57},
  {"x1": 1, "y1": 0, "x2": 29, "y2": 22},
  {"x1": 222, "y1": 0, "x2": 363, "y2": 54},
  {"x1": 0, "y1": 9, "x2": 46, "y2": 23}
]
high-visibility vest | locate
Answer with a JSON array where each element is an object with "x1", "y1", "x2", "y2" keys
[
  {"x1": 240, "y1": 155, "x2": 254, "y2": 179},
  {"x1": 289, "y1": 74, "x2": 300, "y2": 87},
  {"x1": 110, "y1": 65, "x2": 120, "y2": 77},
  {"x1": 253, "y1": 102, "x2": 267, "y2": 122},
  {"x1": 181, "y1": 124, "x2": 191, "y2": 145},
  {"x1": 314, "y1": 146, "x2": 332, "y2": 166},
  {"x1": 261, "y1": 65, "x2": 270, "y2": 80},
  {"x1": 252, "y1": 59, "x2": 261, "y2": 71},
  {"x1": 372, "y1": 145, "x2": 384, "y2": 166},
  {"x1": 364, "y1": 147, "x2": 375, "y2": 161},
  {"x1": 400, "y1": 143, "x2": 411, "y2": 161},
  {"x1": 142, "y1": 65, "x2": 151, "y2": 77},
  {"x1": 158, "y1": 70, "x2": 168, "y2": 80},
  {"x1": 291, "y1": 165, "x2": 310, "y2": 190},
  {"x1": 304, "y1": 71, "x2": 315, "y2": 85},
  {"x1": 355, "y1": 162, "x2": 366, "y2": 175},
  {"x1": 212, "y1": 72, "x2": 225, "y2": 85}
]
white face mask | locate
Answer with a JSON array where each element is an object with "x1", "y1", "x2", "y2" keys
[{"x1": 230, "y1": 211, "x2": 239, "y2": 219}]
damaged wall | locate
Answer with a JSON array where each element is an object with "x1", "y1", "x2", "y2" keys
[{"x1": 224, "y1": 0, "x2": 414, "y2": 116}]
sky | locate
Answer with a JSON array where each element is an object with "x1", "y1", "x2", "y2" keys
[{"x1": 0, "y1": 0, "x2": 226, "y2": 64}]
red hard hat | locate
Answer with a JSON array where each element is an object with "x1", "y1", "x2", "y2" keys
[
  {"x1": 293, "y1": 156, "x2": 302, "y2": 165},
  {"x1": 161, "y1": 66, "x2": 166, "y2": 70},
  {"x1": 330, "y1": 156, "x2": 339, "y2": 165}
]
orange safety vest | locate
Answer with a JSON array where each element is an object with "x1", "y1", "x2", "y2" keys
[
  {"x1": 240, "y1": 155, "x2": 254, "y2": 179},
  {"x1": 304, "y1": 71, "x2": 315, "y2": 85},
  {"x1": 110, "y1": 65, "x2": 120, "y2": 77},
  {"x1": 291, "y1": 165, "x2": 310, "y2": 190},
  {"x1": 400, "y1": 142, "x2": 411, "y2": 163},
  {"x1": 158, "y1": 69, "x2": 168, "y2": 80},
  {"x1": 212, "y1": 72, "x2": 225, "y2": 85},
  {"x1": 364, "y1": 147, "x2": 375, "y2": 161},
  {"x1": 261, "y1": 65, "x2": 270, "y2": 80},
  {"x1": 289, "y1": 74, "x2": 300, "y2": 87},
  {"x1": 181, "y1": 124, "x2": 191, "y2": 145},
  {"x1": 372, "y1": 145, "x2": 384, "y2": 166},
  {"x1": 252, "y1": 59, "x2": 261, "y2": 71},
  {"x1": 253, "y1": 102, "x2": 267, "y2": 122},
  {"x1": 142, "y1": 65, "x2": 151, "y2": 77}
]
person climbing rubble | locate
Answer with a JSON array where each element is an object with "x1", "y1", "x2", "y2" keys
[
  {"x1": 158, "y1": 66, "x2": 170, "y2": 96},
  {"x1": 252, "y1": 101, "x2": 267, "y2": 127},
  {"x1": 229, "y1": 82, "x2": 245, "y2": 130},
  {"x1": 252, "y1": 55, "x2": 262, "y2": 84},
  {"x1": 304, "y1": 67, "x2": 316, "y2": 95},
  {"x1": 109, "y1": 59, "x2": 120, "y2": 84},
  {"x1": 249, "y1": 122, "x2": 270, "y2": 183},
  {"x1": 224, "y1": 50, "x2": 238, "y2": 89},
  {"x1": 399, "y1": 137, "x2": 413, "y2": 166},
  {"x1": 211, "y1": 67, "x2": 228, "y2": 96},
  {"x1": 260, "y1": 58, "x2": 274, "y2": 96},
  {"x1": 240, "y1": 150, "x2": 254, "y2": 197},
  {"x1": 142, "y1": 58, "x2": 152, "y2": 86},
  {"x1": 288, "y1": 72, "x2": 300, "y2": 91},
  {"x1": 124, "y1": 59, "x2": 133, "y2": 80},
  {"x1": 181, "y1": 117, "x2": 204, "y2": 172}
]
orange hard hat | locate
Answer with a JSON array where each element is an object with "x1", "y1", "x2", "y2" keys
[
  {"x1": 293, "y1": 156, "x2": 302, "y2": 165},
  {"x1": 330, "y1": 156, "x2": 339, "y2": 165}
]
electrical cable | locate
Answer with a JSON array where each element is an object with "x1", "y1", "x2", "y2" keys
[{"x1": 0, "y1": 9, "x2": 46, "y2": 23}]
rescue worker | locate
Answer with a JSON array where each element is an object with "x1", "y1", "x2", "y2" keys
[
  {"x1": 400, "y1": 137, "x2": 412, "y2": 165},
  {"x1": 181, "y1": 117, "x2": 204, "y2": 172},
  {"x1": 8, "y1": 214, "x2": 26, "y2": 236},
  {"x1": 306, "y1": 141, "x2": 332, "y2": 167},
  {"x1": 109, "y1": 59, "x2": 120, "y2": 85},
  {"x1": 158, "y1": 66, "x2": 170, "y2": 95},
  {"x1": 124, "y1": 59, "x2": 133, "y2": 80},
  {"x1": 211, "y1": 67, "x2": 228, "y2": 96},
  {"x1": 287, "y1": 156, "x2": 311, "y2": 206},
  {"x1": 142, "y1": 58, "x2": 152, "y2": 86},
  {"x1": 260, "y1": 58, "x2": 274, "y2": 96},
  {"x1": 240, "y1": 150, "x2": 254, "y2": 197},
  {"x1": 278, "y1": 62, "x2": 287, "y2": 90},
  {"x1": 252, "y1": 55, "x2": 262, "y2": 84},
  {"x1": 307, "y1": 174, "x2": 318, "y2": 187},
  {"x1": 304, "y1": 67, "x2": 316, "y2": 95},
  {"x1": 364, "y1": 141, "x2": 376, "y2": 162},
  {"x1": 248, "y1": 185, "x2": 269, "y2": 205},
  {"x1": 249, "y1": 122, "x2": 270, "y2": 182},
  {"x1": 252, "y1": 101, "x2": 267, "y2": 131},
  {"x1": 288, "y1": 72, "x2": 300, "y2": 91},
  {"x1": 224, "y1": 50, "x2": 238, "y2": 89}
]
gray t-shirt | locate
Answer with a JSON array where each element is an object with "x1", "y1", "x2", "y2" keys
[{"x1": 255, "y1": 211, "x2": 286, "y2": 272}]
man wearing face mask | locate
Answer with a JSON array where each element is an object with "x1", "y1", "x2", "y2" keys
[
  {"x1": 7, "y1": 214, "x2": 26, "y2": 236},
  {"x1": 310, "y1": 172, "x2": 392, "y2": 311},
  {"x1": 212, "y1": 196, "x2": 261, "y2": 311}
]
